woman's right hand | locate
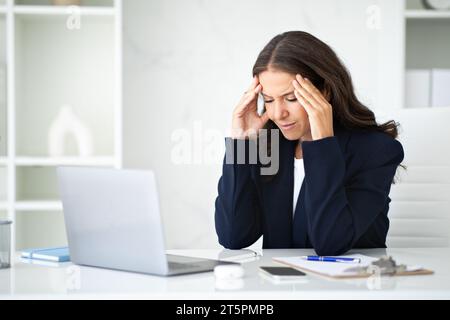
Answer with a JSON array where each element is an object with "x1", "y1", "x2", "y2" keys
[{"x1": 231, "y1": 76, "x2": 270, "y2": 139}]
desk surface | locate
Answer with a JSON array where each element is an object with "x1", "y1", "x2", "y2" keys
[{"x1": 0, "y1": 248, "x2": 449, "y2": 299}]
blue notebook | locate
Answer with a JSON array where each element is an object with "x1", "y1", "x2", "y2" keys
[{"x1": 21, "y1": 247, "x2": 70, "y2": 262}]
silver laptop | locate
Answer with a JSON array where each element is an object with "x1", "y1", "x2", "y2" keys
[{"x1": 56, "y1": 166, "x2": 234, "y2": 276}]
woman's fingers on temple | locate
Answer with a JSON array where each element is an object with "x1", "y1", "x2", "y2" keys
[
  {"x1": 246, "y1": 76, "x2": 259, "y2": 92},
  {"x1": 293, "y1": 78, "x2": 321, "y2": 109},
  {"x1": 294, "y1": 88, "x2": 314, "y2": 113},
  {"x1": 243, "y1": 90, "x2": 258, "y2": 106},
  {"x1": 243, "y1": 86, "x2": 261, "y2": 108},
  {"x1": 300, "y1": 86, "x2": 321, "y2": 109},
  {"x1": 296, "y1": 75, "x2": 328, "y2": 105}
]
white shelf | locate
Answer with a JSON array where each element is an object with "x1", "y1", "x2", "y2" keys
[
  {"x1": 13, "y1": 5, "x2": 115, "y2": 17},
  {"x1": 405, "y1": 10, "x2": 450, "y2": 19},
  {"x1": 0, "y1": 0, "x2": 122, "y2": 251},
  {"x1": 15, "y1": 156, "x2": 115, "y2": 167},
  {"x1": 15, "y1": 201, "x2": 62, "y2": 211},
  {"x1": 404, "y1": 2, "x2": 450, "y2": 108}
]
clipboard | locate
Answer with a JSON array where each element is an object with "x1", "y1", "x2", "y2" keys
[{"x1": 272, "y1": 254, "x2": 434, "y2": 279}]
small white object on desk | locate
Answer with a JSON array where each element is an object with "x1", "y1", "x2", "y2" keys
[{"x1": 214, "y1": 264, "x2": 245, "y2": 280}]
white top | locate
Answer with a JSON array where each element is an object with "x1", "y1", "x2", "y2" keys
[{"x1": 293, "y1": 157, "x2": 305, "y2": 215}]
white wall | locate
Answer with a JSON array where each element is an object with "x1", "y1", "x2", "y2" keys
[
  {"x1": 0, "y1": 15, "x2": 6, "y2": 157},
  {"x1": 123, "y1": 0, "x2": 404, "y2": 249},
  {"x1": 1, "y1": 15, "x2": 7, "y2": 218}
]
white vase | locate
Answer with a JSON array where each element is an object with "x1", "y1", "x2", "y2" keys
[{"x1": 48, "y1": 105, "x2": 93, "y2": 157}]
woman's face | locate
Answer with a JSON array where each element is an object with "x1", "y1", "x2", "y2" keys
[{"x1": 258, "y1": 69, "x2": 310, "y2": 141}]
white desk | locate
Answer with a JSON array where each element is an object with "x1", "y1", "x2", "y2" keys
[{"x1": 0, "y1": 248, "x2": 449, "y2": 299}]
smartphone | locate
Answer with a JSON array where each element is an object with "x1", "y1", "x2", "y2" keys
[{"x1": 259, "y1": 266, "x2": 306, "y2": 281}]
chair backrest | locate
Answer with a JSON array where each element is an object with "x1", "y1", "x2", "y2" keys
[{"x1": 385, "y1": 108, "x2": 450, "y2": 248}]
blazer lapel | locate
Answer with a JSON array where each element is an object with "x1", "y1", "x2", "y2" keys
[
  {"x1": 293, "y1": 178, "x2": 308, "y2": 247},
  {"x1": 292, "y1": 127, "x2": 351, "y2": 248},
  {"x1": 260, "y1": 135, "x2": 295, "y2": 248},
  {"x1": 260, "y1": 127, "x2": 351, "y2": 248}
]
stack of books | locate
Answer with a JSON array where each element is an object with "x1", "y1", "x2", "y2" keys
[{"x1": 21, "y1": 246, "x2": 70, "y2": 263}]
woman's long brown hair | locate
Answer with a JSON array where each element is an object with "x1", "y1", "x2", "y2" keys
[{"x1": 252, "y1": 31, "x2": 404, "y2": 180}]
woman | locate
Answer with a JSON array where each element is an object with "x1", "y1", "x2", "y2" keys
[{"x1": 214, "y1": 31, "x2": 404, "y2": 256}]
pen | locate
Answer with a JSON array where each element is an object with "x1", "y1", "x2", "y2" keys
[
  {"x1": 300, "y1": 256, "x2": 361, "y2": 263},
  {"x1": 221, "y1": 251, "x2": 261, "y2": 262}
]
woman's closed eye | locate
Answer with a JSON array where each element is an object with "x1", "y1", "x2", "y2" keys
[{"x1": 264, "y1": 97, "x2": 298, "y2": 103}]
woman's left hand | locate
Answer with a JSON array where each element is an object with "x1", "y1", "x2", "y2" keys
[{"x1": 292, "y1": 74, "x2": 334, "y2": 141}]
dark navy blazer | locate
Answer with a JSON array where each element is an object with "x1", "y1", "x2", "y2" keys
[{"x1": 214, "y1": 126, "x2": 404, "y2": 256}]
